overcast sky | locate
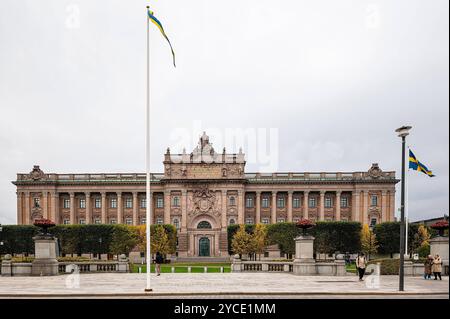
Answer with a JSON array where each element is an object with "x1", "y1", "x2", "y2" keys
[{"x1": 0, "y1": 0, "x2": 448, "y2": 224}]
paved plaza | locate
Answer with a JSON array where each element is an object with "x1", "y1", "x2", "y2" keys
[{"x1": 0, "y1": 273, "x2": 448, "y2": 298}]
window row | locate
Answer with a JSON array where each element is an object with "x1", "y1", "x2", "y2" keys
[{"x1": 244, "y1": 195, "x2": 379, "y2": 208}]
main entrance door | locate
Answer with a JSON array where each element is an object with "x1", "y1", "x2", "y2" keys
[{"x1": 199, "y1": 237, "x2": 210, "y2": 257}]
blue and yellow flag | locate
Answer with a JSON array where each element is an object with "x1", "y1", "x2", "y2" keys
[
  {"x1": 148, "y1": 8, "x2": 176, "y2": 67},
  {"x1": 409, "y1": 149, "x2": 435, "y2": 177}
]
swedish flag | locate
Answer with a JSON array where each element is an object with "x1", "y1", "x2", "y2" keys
[
  {"x1": 148, "y1": 8, "x2": 176, "y2": 67},
  {"x1": 409, "y1": 149, "x2": 435, "y2": 177}
]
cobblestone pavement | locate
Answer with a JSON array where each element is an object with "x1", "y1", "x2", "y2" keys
[{"x1": 0, "y1": 273, "x2": 448, "y2": 298}]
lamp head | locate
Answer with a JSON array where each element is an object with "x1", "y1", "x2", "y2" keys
[{"x1": 395, "y1": 125, "x2": 412, "y2": 138}]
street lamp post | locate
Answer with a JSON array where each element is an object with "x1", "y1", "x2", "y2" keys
[{"x1": 395, "y1": 125, "x2": 412, "y2": 291}]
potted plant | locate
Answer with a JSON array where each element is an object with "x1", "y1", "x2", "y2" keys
[
  {"x1": 430, "y1": 221, "x2": 449, "y2": 237},
  {"x1": 33, "y1": 218, "x2": 56, "y2": 236},
  {"x1": 296, "y1": 219, "x2": 315, "y2": 235}
]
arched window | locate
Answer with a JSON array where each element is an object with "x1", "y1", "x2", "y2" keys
[
  {"x1": 229, "y1": 219, "x2": 236, "y2": 225},
  {"x1": 197, "y1": 221, "x2": 212, "y2": 229}
]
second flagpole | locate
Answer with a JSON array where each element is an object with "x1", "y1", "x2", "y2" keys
[{"x1": 145, "y1": 5, "x2": 152, "y2": 292}]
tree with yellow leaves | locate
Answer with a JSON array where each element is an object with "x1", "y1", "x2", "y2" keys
[
  {"x1": 231, "y1": 225, "x2": 253, "y2": 258},
  {"x1": 361, "y1": 224, "x2": 379, "y2": 260}
]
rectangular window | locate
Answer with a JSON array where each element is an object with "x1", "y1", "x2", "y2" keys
[
  {"x1": 95, "y1": 198, "x2": 101, "y2": 209},
  {"x1": 63, "y1": 199, "x2": 70, "y2": 209},
  {"x1": 309, "y1": 197, "x2": 316, "y2": 208},
  {"x1": 340, "y1": 197, "x2": 348, "y2": 208},
  {"x1": 173, "y1": 218, "x2": 180, "y2": 229},
  {"x1": 79, "y1": 199, "x2": 86, "y2": 209},
  {"x1": 341, "y1": 218, "x2": 348, "y2": 222},
  {"x1": 293, "y1": 217, "x2": 300, "y2": 223},
  {"x1": 262, "y1": 218, "x2": 270, "y2": 224},
  {"x1": 125, "y1": 218, "x2": 133, "y2": 225},
  {"x1": 156, "y1": 197, "x2": 164, "y2": 208},
  {"x1": 370, "y1": 218, "x2": 377, "y2": 227},
  {"x1": 262, "y1": 197, "x2": 269, "y2": 208},
  {"x1": 172, "y1": 196, "x2": 180, "y2": 207},
  {"x1": 156, "y1": 217, "x2": 163, "y2": 225},
  {"x1": 277, "y1": 197, "x2": 285, "y2": 208},
  {"x1": 63, "y1": 219, "x2": 70, "y2": 225},
  {"x1": 229, "y1": 196, "x2": 236, "y2": 206},
  {"x1": 277, "y1": 218, "x2": 285, "y2": 223},
  {"x1": 34, "y1": 197, "x2": 40, "y2": 208},
  {"x1": 140, "y1": 198, "x2": 146, "y2": 208},
  {"x1": 110, "y1": 198, "x2": 117, "y2": 208},
  {"x1": 371, "y1": 195, "x2": 378, "y2": 206},
  {"x1": 79, "y1": 219, "x2": 85, "y2": 225},
  {"x1": 245, "y1": 218, "x2": 254, "y2": 224},
  {"x1": 125, "y1": 198, "x2": 133, "y2": 209},
  {"x1": 325, "y1": 197, "x2": 332, "y2": 208},
  {"x1": 110, "y1": 219, "x2": 116, "y2": 224},
  {"x1": 246, "y1": 197, "x2": 254, "y2": 208},
  {"x1": 140, "y1": 218, "x2": 146, "y2": 225},
  {"x1": 94, "y1": 219, "x2": 101, "y2": 224},
  {"x1": 293, "y1": 197, "x2": 301, "y2": 208}
]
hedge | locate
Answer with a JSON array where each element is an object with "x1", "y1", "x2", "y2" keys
[
  {"x1": 228, "y1": 221, "x2": 362, "y2": 256},
  {"x1": 0, "y1": 224, "x2": 176, "y2": 256},
  {"x1": 367, "y1": 258, "x2": 426, "y2": 275},
  {"x1": 373, "y1": 222, "x2": 421, "y2": 257}
]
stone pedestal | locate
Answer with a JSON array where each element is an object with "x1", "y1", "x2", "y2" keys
[
  {"x1": 430, "y1": 236, "x2": 449, "y2": 275},
  {"x1": 231, "y1": 254, "x2": 242, "y2": 272},
  {"x1": 293, "y1": 235, "x2": 316, "y2": 275},
  {"x1": 31, "y1": 235, "x2": 58, "y2": 276},
  {"x1": 1, "y1": 254, "x2": 12, "y2": 276}
]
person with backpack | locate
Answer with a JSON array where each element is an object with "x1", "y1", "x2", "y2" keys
[{"x1": 356, "y1": 252, "x2": 367, "y2": 281}]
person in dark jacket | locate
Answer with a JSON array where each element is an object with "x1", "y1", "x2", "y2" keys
[
  {"x1": 424, "y1": 255, "x2": 433, "y2": 280},
  {"x1": 155, "y1": 252, "x2": 164, "y2": 276}
]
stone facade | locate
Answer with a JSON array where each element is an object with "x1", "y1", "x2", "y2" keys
[{"x1": 12, "y1": 132, "x2": 398, "y2": 258}]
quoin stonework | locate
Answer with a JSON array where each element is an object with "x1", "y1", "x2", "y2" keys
[{"x1": 13, "y1": 132, "x2": 398, "y2": 258}]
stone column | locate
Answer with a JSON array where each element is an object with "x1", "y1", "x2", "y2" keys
[
  {"x1": 117, "y1": 192, "x2": 123, "y2": 224},
  {"x1": 362, "y1": 190, "x2": 369, "y2": 225},
  {"x1": 221, "y1": 190, "x2": 227, "y2": 229},
  {"x1": 381, "y1": 190, "x2": 388, "y2": 223},
  {"x1": 42, "y1": 192, "x2": 48, "y2": 219},
  {"x1": 303, "y1": 191, "x2": 309, "y2": 219},
  {"x1": 16, "y1": 192, "x2": 23, "y2": 225},
  {"x1": 101, "y1": 192, "x2": 107, "y2": 224},
  {"x1": 271, "y1": 191, "x2": 277, "y2": 224},
  {"x1": 389, "y1": 190, "x2": 395, "y2": 221},
  {"x1": 352, "y1": 190, "x2": 360, "y2": 222},
  {"x1": 132, "y1": 192, "x2": 138, "y2": 226},
  {"x1": 182, "y1": 190, "x2": 188, "y2": 229},
  {"x1": 85, "y1": 192, "x2": 91, "y2": 224},
  {"x1": 255, "y1": 191, "x2": 261, "y2": 224},
  {"x1": 335, "y1": 191, "x2": 341, "y2": 221},
  {"x1": 69, "y1": 192, "x2": 75, "y2": 224},
  {"x1": 238, "y1": 190, "x2": 244, "y2": 224},
  {"x1": 164, "y1": 190, "x2": 171, "y2": 224},
  {"x1": 51, "y1": 192, "x2": 58, "y2": 223},
  {"x1": 319, "y1": 191, "x2": 325, "y2": 221},
  {"x1": 24, "y1": 192, "x2": 30, "y2": 224},
  {"x1": 287, "y1": 191, "x2": 293, "y2": 222}
]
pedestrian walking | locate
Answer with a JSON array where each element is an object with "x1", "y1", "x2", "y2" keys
[
  {"x1": 432, "y1": 254, "x2": 443, "y2": 280},
  {"x1": 424, "y1": 255, "x2": 433, "y2": 279},
  {"x1": 155, "y1": 251, "x2": 164, "y2": 276},
  {"x1": 356, "y1": 252, "x2": 367, "y2": 281}
]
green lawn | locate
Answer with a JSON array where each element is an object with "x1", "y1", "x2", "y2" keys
[
  {"x1": 131, "y1": 263, "x2": 231, "y2": 273},
  {"x1": 346, "y1": 262, "x2": 356, "y2": 273}
]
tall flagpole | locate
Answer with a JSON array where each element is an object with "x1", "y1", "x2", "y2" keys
[
  {"x1": 145, "y1": 5, "x2": 152, "y2": 292},
  {"x1": 405, "y1": 145, "x2": 409, "y2": 258}
]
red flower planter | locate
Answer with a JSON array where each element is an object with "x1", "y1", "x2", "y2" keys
[
  {"x1": 33, "y1": 218, "x2": 56, "y2": 235},
  {"x1": 430, "y1": 221, "x2": 449, "y2": 237},
  {"x1": 296, "y1": 219, "x2": 315, "y2": 235}
]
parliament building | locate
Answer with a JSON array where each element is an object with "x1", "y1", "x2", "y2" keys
[{"x1": 13, "y1": 132, "x2": 398, "y2": 258}]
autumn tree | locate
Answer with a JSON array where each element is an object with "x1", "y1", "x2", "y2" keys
[
  {"x1": 251, "y1": 224, "x2": 268, "y2": 261},
  {"x1": 361, "y1": 224, "x2": 379, "y2": 260},
  {"x1": 231, "y1": 225, "x2": 253, "y2": 258}
]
